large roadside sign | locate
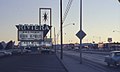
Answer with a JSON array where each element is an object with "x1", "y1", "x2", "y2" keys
[{"x1": 16, "y1": 24, "x2": 51, "y2": 41}]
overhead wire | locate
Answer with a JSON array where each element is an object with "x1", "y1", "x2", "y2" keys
[{"x1": 62, "y1": 0, "x2": 73, "y2": 24}]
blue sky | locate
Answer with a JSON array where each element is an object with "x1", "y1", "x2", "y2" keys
[{"x1": 0, "y1": 0, "x2": 120, "y2": 44}]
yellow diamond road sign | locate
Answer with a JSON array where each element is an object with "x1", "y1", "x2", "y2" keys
[{"x1": 76, "y1": 30, "x2": 86, "y2": 39}]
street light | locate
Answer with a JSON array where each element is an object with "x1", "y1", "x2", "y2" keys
[
  {"x1": 63, "y1": 23, "x2": 75, "y2": 28},
  {"x1": 54, "y1": 23, "x2": 75, "y2": 54},
  {"x1": 113, "y1": 30, "x2": 120, "y2": 33},
  {"x1": 118, "y1": 0, "x2": 120, "y2": 3},
  {"x1": 57, "y1": 23, "x2": 75, "y2": 44}
]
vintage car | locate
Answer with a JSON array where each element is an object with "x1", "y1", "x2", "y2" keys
[{"x1": 104, "y1": 51, "x2": 120, "y2": 66}]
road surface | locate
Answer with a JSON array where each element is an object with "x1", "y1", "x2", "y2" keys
[{"x1": 0, "y1": 53, "x2": 67, "y2": 72}]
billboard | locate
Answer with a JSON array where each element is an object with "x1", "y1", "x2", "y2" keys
[
  {"x1": 18, "y1": 31, "x2": 43, "y2": 41},
  {"x1": 16, "y1": 24, "x2": 52, "y2": 41}
]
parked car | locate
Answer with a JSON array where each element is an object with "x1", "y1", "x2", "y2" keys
[
  {"x1": 104, "y1": 51, "x2": 120, "y2": 66},
  {"x1": 10, "y1": 49, "x2": 21, "y2": 54},
  {"x1": 0, "y1": 51, "x2": 5, "y2": 57},
  {"x1": 41, "y1": 47, "x2": 54, "y2": 54},
  {"x1": 23, "y1": 49, "x2": 31, "y2": 53},
  {"x1": 0, "y1": 50, "x2": 12, "y2": 56}
]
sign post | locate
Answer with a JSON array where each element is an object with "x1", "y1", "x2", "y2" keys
[
  {"x1": 76, "y1": 0, "x2": 86, "y2": 64},
  {"x1": 76, "y1": 30, "x2": 86, "y2": 64}
]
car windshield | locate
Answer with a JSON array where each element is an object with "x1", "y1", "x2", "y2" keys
[{"x1": 115, "y1": 52, "x2": 120, "y2": 56}]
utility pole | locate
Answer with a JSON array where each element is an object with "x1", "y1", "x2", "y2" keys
[{"x1": 54, "y1": 27, "x2": 56, "y2": 53}]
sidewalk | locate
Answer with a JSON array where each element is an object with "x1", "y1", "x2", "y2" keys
[
  {"x1": 62, "y1": 50, "x2": 106, "y2": 65},
  {"x1": 57, "y1": 53, "x2": 104, "y2": 72}
]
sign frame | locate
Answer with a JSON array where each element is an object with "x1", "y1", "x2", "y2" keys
[{"x1": 18, "y1": 31, "x2": 43, "y2": 41}]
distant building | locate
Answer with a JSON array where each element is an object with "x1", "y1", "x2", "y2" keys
[{"x1": 104, "y1": 42, "x2": 120, "y2": 48}]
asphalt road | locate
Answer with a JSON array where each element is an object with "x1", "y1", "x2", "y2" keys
[{"x1": 0, "y1": 53, "x2": 67, "y2": 72}]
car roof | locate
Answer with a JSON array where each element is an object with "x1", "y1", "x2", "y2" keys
[{"x1": 111, "y1": 51, "x2": 120, "y2": 53}]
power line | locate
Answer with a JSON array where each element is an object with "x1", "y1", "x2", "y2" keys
[
  {"x1": 62, "y1": 0, "x2": 73, "y2": 24},
  {"x1": 63, "y1": 0, "x2": 73, "y2": 23}
]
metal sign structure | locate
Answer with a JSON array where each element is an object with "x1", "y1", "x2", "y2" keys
[
  {"x1": 39, "y1": 8, "x2": 52, "y2": 39},
  {"x1": 77, "y1": 0, "x2": 87, "y2": 64},
  {"x1": 16, "y1": 24, "x2": 51, "y2": 41},
  {"x1": 76, "y1": 29, "x2": 86, "y2": 64},
  {"x1": 76, "y1": 30, "x2": 86, "y2": 40}
]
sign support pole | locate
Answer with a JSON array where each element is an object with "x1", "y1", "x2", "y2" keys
[{"x1": 80, "y1": 0, "x2": 82, "y2": 64}]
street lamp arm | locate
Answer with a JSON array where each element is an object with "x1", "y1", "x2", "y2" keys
[
  {"x1": 118, "y1": 0, "x2": 120, "y2": 3},
  {"x1": 62, "y1": 23, "x2": 75, "y2": 28},
  {"x1": 113, "y1": 30, "x2": 120, "y2": 33},
  {"x1": 57, "y1": 23, "x2": 75, "y2": 36},
  {"x1": 56, "y1": 23, "x2": 75, "y2": 44},
  {"x1": 58, "y1": 23, "x2": 75, "y2": 36}
]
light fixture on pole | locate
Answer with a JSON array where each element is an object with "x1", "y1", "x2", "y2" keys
[
  {"x1": 63, "y1": 23, "x2": 75, "y2": 28},
  {"x1": 118, "y1": 0, "x2": 120, "y2": 3},
  {"x1": 113, "y1": 30, "x2": 120, "y2": 33},
  {"x1": 57, "y1": 23, "x2": 75, "y2": 44}
]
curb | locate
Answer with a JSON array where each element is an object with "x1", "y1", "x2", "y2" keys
[{"x1": 55, "y1": 54, "x2": 69, "y2": 72}]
